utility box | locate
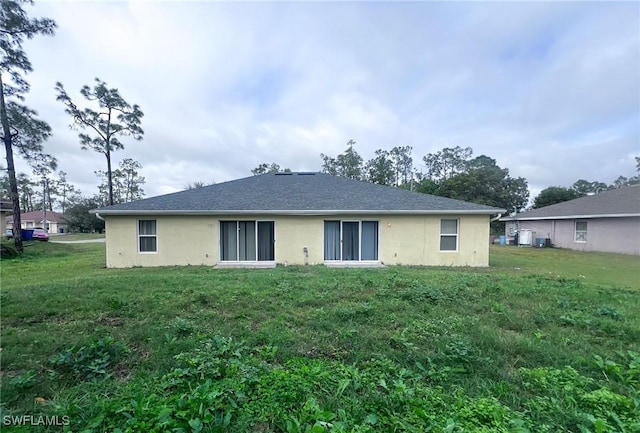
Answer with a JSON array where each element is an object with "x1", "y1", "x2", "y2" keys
[{"x1": 519, "y1": 229, "x2": 533, "y2": 246}]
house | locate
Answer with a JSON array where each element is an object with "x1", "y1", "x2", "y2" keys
[
  {"x1": 500, "y1": 185, "x2": 640, "y2": 255},
  {"x1": 93, "y1": 172, "x2": 505, "y2": 268},
  {"x1": 6, "y1": 210, "x2": 68, "y2": 234},
  {"x1": 1, "y1": 200, "x2": 12, "y2": 238}
]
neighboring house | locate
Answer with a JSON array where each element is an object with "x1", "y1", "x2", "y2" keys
[
  {"x1": 1, "y1": 200, "x2": 12, "y2": 238},
  {"x1": 93, "y1": 172, "x2": 504, "y2": 268},
  {"x1": 501, "y1": 185, "x2": 640, "y2": 255},
  {"x1": 6, "y1": 210, "x2": 68, "y2": 234}
]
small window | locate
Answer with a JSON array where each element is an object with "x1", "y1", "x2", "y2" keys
[
  {"x1": 575, "y1": 221, "x2": 587, "y2": 243},
  {"x1": 138, "y1": 220, "x2": 157, "y2": 253},
  {"x1": 440, "y1": 219, "x2": 458, "y2": 251}
]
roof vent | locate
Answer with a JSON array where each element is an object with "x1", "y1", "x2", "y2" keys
[
  {"x1": 296, "y1": 172, "x2": 316, "y2": 176},
  {"x1": 274, "y1": 172, "x2": 293, "y2": 176}
]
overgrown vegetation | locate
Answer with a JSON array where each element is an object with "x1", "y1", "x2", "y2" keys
[
  {"x1": 1, "y1": 243, "x2": 638, "y2": 432},
  {"x1": 0, "y1": 240, "x2": 19, "y2": 259}
]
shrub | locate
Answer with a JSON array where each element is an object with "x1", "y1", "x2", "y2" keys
[
  {"x1": 1, "y1": 241, "x2": 19, "y2": 259},
  {"x1": 49, "y1": 336, "x2": 130, "y2": 382}
]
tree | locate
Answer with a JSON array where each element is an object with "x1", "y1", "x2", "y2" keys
[
  {"x1": 364, "y1": 149, "x2": 394, "y2": 185},
  {"x1": 185, "y1": 181, "x2": 206, "y2": 190},
  {"x1": 64, "y1": 196, "x2": 105, "y2": 233},
  {"x1": 55, "y1": 170, "x2": 79, "y2": 213},
  {"x1": 320, "y1": 139, "x2": 363, "y2": 180},
  {"x1": 611, "y1": 175, "x2": 629, "y2": 189},
  {"x1": 1, "y1": 0, "x2": 56, "y2": 252},
  {"x1": 438, "y1": 156, "x2": 529, "y2": 213},
  {"x1": 1, "y1": 171, "x2": 41, "y2": 212},
  {"x1": 533, "y1": 186, "x2": 581, "y2": 209},
  {"x1": 0, "y1": 168, "x2": 7, "y2": 198},
  {"x1": 95, "y1": 170, "x2": 119, "y2": 205},
  {"x1": 610, "y1": 175, "x2": 639, "y2": 189},
  {"x1": 55, "y1": 78, "x2": 144, "y2": 205},
  {"x1": 336, "y1": 140, "x2": 363, "y2": 180},
  {"x1": 95, "y1": 158, "x2": 145, "y2": 204},
  {"x1": 251, "y1": 163, "x2": 291, "y2": 175},
  {"x1": 118, "y1": 158, "x2": 144, "y2": 202},
  {"x1": 320, "y1": 153, "x2": 338, "y2": 176},
  {"x1": 16, "y1": 172, "x2": 36, "y2": 211},
  {"x1": 422, "y1": 146, "x2": 472, "y2": 180},
  {"x1": 32, "y1": 162, "x2": 57, "y2": 213},
  {"x1": 414, "y1": 177, "x2": 440, "y2": 195},
  {"x1": 571, "y1": 179, "x2": 608, "y2": 196},
  {"x1": 390, "y1": 145, "x2": 413, "y2": 186}
]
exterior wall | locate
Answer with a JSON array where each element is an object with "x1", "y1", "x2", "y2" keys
[
  {"x1": 515, "y1": 217, "x2": 640, "y2": 255},
  {"x1": 0, "y1": 211, "x2": 8, "y2": 237},
  {"x1": 106, "y1": 216, "x2": 219, "y2": 268},
  {"x1": 104, "y1": 214, "x2": 492, "y2": 268},
  {"x1": 379, "y1": 214, "x2": 489, "y2": 267}
]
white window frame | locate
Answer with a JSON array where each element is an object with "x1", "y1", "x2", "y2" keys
[
  {"x1": 138, "y1": 219, "x2": 157, "y2": 254},
  {"x1": 219, "y1": 220, "x2": 276, "y2": 263},
  {"x1": 324, "y1": 220, "x2": 380, "y2": 263},
  {"x1": 439, "y1": 219, "x2": 459, "y2": 252},
  {"x1": 575, "y1": 221, "x2": 587, "y2": 243}
]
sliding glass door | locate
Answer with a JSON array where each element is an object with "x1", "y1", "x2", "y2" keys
[
  {"x1": 342, "y1": 222, "x2": 360, "y2": 261},
  {"x1": 361, "y1": 221, "x2": 378, "y2": 260},
  {"x1": 324, "y1": 220, "x2": 379, "y2": 261},
  {"x1": 257, "y1": 221, "x2": 275, "y2": 261},
  {"x1": 220, "y1": 221, "x2": 274, "y2": 261}
]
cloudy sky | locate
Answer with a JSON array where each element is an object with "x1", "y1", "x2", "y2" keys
[{"x1": 9, "y1": 0, "x2": 640, "y2": 199}]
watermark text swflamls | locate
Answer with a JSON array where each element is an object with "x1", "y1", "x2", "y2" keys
[{"x1": 2, "y1": 415, "x2": 70, "y2": 426}]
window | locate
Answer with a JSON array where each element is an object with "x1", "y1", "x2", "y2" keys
[
  {"x1": 440, "y1": 219, "x2": 458, "y2": 251},
  {"x1": 220, "y1": 221, "x2": 274, "y2": 261},
  {"x1": 138, "y1": 220, "x2": 157, "y2": 253},
  {"x1": 575, "y1": 221, "x2": 587, "y2": 243},
  {"x1": 324, "y1": 220, "x2": 378, "y2": 261}
]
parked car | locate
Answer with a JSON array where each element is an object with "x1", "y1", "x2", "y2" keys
[{"x1": 32, "y1": 227, "x2": 49, "y2": 241}]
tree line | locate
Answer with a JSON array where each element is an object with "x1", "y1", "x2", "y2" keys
[
  {"x1": 1, "y1": 1, "x2": 145, "y2": 251},
  {"x1": 0, "y1": 157, "x2": 145, "y2": 211},
  {"x1": 533, "y1": 159, "x2": 640, "y2": 208},
  {"x1": 254, "y1": 141, "x2": 530, "y2": 215},
  {"x1": 254, "y1": 141, "x2": 639, "y2": 230}
]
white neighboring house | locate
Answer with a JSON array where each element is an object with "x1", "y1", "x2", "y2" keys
[
  {"x1": 1, "y1": 200, "x2": 12, "y2": 238},
  {"x1": 500, "y1": 185, "x2": 640, "y2": 255},
  {"x1": 6, "y1": 210, "x2": 68, "y2": 234}
]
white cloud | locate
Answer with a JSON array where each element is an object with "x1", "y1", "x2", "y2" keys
[{"x1": 3, "y1": 0, "x2": 637, "y2": 203}]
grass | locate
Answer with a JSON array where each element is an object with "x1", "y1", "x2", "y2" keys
[
  {"x1": 49, "y1": 232, "x2": 105, "y2": 241},
  {"x1": 489, "y1": 245, "x2": 640, "y2": 289},
  {"x1": 1, "y1": 243, "x2": 639, "y2": 432}
]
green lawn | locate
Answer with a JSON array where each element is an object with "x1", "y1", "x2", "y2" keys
[
  {"x1": 489, "y1": 245, "x2": 640, "y2": 289},
  {"x1": 1, "y1": 243, "x2": 638, "y2": 432},
  {"x1": 49, "y1": 232, "x2": 106, "y2": 241}
]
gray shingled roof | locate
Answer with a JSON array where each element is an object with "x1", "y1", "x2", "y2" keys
[
  {"x1": 94, "y1": 172, "x2": 504, "y2": 215},
  {"x1": 502, "y1": 184, "x2": 640, "y2": 221}
]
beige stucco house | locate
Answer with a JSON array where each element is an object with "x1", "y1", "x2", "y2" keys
[
  {"x1": 501, "y1": 185, "x2": 640, "y2": 255},
  {"x1": 93, "y1": 172, "x2": 505, "y2": 268}
]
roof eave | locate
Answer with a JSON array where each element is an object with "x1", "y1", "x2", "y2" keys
[
  {"x1": 93, "y1": 209, "x2": 506, "y2": 216},
  {"x1": 501, "y1": 213, "x2": 640, "y2": 221}
]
